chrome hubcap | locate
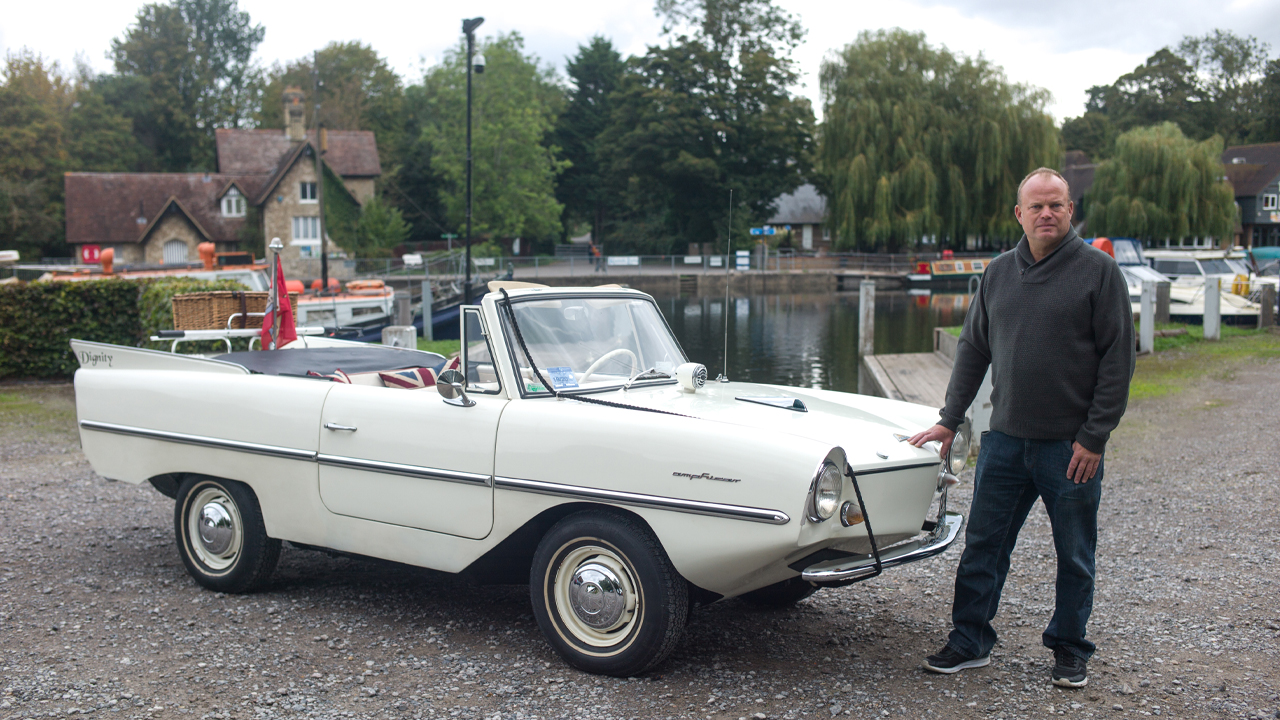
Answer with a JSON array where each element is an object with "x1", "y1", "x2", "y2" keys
[
  {"x1": 569, "y1": 562, "x2": 626, "y2": 630},
  {"x1": 552, "y1": 544, "x2": 640, "y2": 648},
  {"x1": 198, "y1": 502, "x2": 235, "y2": 555},
  {"x1": 186, "y1": 486, "x2": 243, "y2": 571}
]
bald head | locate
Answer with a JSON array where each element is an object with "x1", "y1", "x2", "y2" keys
[{"x1": 1017, "y1": 168, "x2": 1070, "y2": 207}]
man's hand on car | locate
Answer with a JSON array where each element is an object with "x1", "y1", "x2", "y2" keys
[{"x1": 909, "y1": 424, "x2": 956, "y2": 461}]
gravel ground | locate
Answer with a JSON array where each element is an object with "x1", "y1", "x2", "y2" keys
[{"x1": 2, "y1": 357, "x2": 1278, "y2": 720}]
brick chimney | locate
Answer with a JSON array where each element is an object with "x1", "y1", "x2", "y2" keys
[{"x1": 283, "y1": 86, "x2": 306, "y2": 142}]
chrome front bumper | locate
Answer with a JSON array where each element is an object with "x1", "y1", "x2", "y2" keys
[{"x1": 800, "y1": 511, "x2": 964, "y2": 585}]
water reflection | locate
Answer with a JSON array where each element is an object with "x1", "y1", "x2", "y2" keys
[{"x1": 658, "y1": 291, "x2": 972, "y2": 394}]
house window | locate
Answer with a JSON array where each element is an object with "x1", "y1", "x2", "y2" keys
[
  {"x1": 300, "y1": 182, "x2": 318, "y2": 203},
  {"x1": 221, "y1": 188, "x2": 245, "y2": 217},
  {"x1": 163, "y1": 239, "x2": 188, "y2": 265},
  {"x1": 1263, "y1": 194, "x2": 1278, "y2": 210},
  {"x1": 292, "y1": 216, "x2": 320, "y2": 242}
]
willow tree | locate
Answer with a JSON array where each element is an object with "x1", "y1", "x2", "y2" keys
[
  {"x1": 1086, "y1": 123, "x2": 1235, "y2": 243},
  {"x1": 818, "y1": 29, "x2": 1059, "y2": 251}
]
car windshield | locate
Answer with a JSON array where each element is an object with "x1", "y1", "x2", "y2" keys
[{"x1": 501, "y1": 295, "x2": 687, "y2": 394}]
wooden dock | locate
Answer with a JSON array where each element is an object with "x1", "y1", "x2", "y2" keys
[
  {"x1": 861, "y1": 327, "x2": 966, "y2": 411},
  {"x1": 862, "y1": 351, "x2": 953, "y2": 407}
]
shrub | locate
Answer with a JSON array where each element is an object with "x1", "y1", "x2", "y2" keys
[
  {"x1": 0, "y1": 280, "x2": 142, "y2": 379},
  {"x1": 0, "y1": 277, "x2": 251, "y2": 379}
]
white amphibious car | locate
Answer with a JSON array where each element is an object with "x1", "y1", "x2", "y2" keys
[{"x1": 72, "y1": 283, "x2": 967, "y2": 677}]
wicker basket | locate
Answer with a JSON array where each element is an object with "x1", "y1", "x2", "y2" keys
[{"x1": 171, "y1": 291, "x2": 300, "y2": 331}]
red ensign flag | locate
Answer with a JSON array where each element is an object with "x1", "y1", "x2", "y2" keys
[{"x1": 261, "y1": 256, "x2": 297, "y2": 349}]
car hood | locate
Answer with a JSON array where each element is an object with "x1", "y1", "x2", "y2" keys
[{"x1": 590, "y1": 380, "x2": 945, "y2": 471}]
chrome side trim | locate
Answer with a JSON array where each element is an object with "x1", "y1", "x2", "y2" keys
[
  {"x1": 79, "y1": 420, "x2": 316, "y2": 461},
  {"x1": 494, "y1": 476, "x2": 790, "y2": 525},
  {"x1": 801, "y1": 511, "x2": 964, "y2": 583},
  {"x1": 315, "y1": 454, "x2": 492, "y2": 487}
]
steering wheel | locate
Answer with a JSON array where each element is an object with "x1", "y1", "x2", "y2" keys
[{"x1": 581, "y1": 348, "x2": 638, "y2": 384}]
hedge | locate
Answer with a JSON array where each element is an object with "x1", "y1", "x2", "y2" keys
[{"x1": 0, "y1": 277, "x2": 249, "y2": 380}]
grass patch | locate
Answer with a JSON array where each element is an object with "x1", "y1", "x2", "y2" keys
[
  {"x1": 1130, "y1": 324, "x2": 1280, "y2": 400},
  {"x1": 941, "y1": 326, "x2": 963, "y2": 337},
  {"x1": 0, "y1": 384, "x2": 78, "y2": 438},
  {"x1": 417, "y1": 339, "x2": 462, "y2": 357}
]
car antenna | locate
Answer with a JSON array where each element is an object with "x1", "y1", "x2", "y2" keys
[{"x1": 717, "y1": 188, "x2": 732, "y2": 382}]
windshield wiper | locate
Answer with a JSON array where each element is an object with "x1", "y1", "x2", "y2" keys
[{"x1": 624, "y1": 367, "x2": 671, "y2": 390}]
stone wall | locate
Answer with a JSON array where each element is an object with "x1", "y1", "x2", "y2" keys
[
  {"x1": 107, "y1": 244, "x2": 146, "y2": 265},
  {"x1": 142, "y1": 214, "x2": 204, "y2": 265},
  {"x1": 342, "y1": 178, "x2": 375, "y2": 205},
  {"x1": 263, "y1": 159, "x2": 322, "y2": 279}
]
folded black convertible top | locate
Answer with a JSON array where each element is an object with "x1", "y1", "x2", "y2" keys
[{"x1": 213, "y1": 346, "x2": 447, "y2": 377}]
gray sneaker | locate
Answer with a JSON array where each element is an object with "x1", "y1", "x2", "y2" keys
[
  {"x1": 923, "y1": 645, "x2": 990, "y2": 674},
  {"x1": 1051, "y1": 647, "x2": 1088, "y2": 687}
]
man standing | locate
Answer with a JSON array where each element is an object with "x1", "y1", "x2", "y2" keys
[{"x1": 910, "y1": 168, "x2": 1134, "y2": 688}]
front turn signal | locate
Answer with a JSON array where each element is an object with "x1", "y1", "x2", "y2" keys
[{"x1": 840, "y1": 501, "x2": 864, "y2": 527}]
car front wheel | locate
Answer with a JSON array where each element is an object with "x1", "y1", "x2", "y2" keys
[
  {"x1": 175, "y1": 476, "x2": 280, "y2": 593},
  {"x1": 531, "y1": 510, "x2": 688, "y2": 677}
]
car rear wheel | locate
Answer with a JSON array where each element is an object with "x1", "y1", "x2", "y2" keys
[
  {"x1": 175, "y1": 476, "x2": 279, "y2": 593},
  {"x1": 740, "y1": 577, "x2": 819, "y2": 608},
  {"x1": 531, "y1": 510, "x2": 688, "y2": 677}
]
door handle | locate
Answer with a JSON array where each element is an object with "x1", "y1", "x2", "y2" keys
[{"x1": 324, "y1": 422, "x2": 358, "y2": 432}]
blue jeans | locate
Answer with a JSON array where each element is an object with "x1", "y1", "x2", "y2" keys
[{"x1": 947, "y1": 430, "x2": 1102, "y2": 661}]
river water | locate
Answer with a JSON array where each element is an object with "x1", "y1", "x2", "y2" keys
[{"x1": 655, "y1": 291, "x2": 973, "y2": 394}]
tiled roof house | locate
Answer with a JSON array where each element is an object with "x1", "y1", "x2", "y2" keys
[
  {"x1": 65, "y1": 88, "x2": 381, "y2": 273},
  {"x1": 1222, "y1": 143, "x2": 1280, "y2": 248},
  {"x1": 767, "y1": 184, "x2": 829, "y2": 252}
]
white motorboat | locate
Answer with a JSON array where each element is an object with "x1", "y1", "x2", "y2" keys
[{"x1": 1110, "y1": 240, "x2": 1261, "y2": 323}]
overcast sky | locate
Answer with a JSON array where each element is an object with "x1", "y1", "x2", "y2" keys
[{"x1": 4, "y1": 0, "x2": 1279, "y2": 123}]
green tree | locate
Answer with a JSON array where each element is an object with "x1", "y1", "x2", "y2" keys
[
  {"x1": 258, "y1": 42, "x2": 405, "y2": 160},
  {"x1": 1061, "y1": 112, "x2": 1116, "y2": 160},
  {"x1": 1085, "y1": 123, "x2": 1235, "y2": 243},
  {"x1": 598, "y1": 0, "x2": 814, "y2": 253},
  {"x1": 382, "y1": 113, "x2": 449, "y2": 241},
  {"x1": 1253, "y1": 59, "x2": 1280, "y2": 142},
  {"x1": 818, "y1": 29, "x2": 1059, "y2": 251},
  {"x1": 554, "y1": 36, "x2": 625, "y2": 243},
  {"x1": 355, "y1": 196, "x2": 411, "y2": 257},
  {"x1": 414, "y1": 32, "x2": 567, "y2": 241},
  {"x1": 1176, "y1": 30, "x2": 1270, "y2": 145},
  {"x1": 106, "y1": 0, "x2": 263, "y2": 170},
  {"x1": 0, "y1": 51, "x2": 142, "y2": 258},
  {"x1": 1081, "y1": 30, "x2": 1271, "y2": 147}
]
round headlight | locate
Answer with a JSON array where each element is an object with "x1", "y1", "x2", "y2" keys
[
  {"x1": 947, "y1": 422, "x2": 972, "y2": 474},
  {"x1": 809, "y1": 461, "x2": 843, "y2": 522}
]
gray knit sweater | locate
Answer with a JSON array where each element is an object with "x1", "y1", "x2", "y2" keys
[{"x1": 938, "y1": 230, "x2": 1135, "y2": 453}]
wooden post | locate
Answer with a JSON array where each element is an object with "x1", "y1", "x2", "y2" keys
[
  {"x1": 1260, "y1": 284, "x2": 1276, "y2": 328},
  {"x1": 859, "y1": 280, "x2": 875, "y2": 358},
  {"x1": 1155, "y1": 281, "x2": 1171, "y2": 324},
  {"x1": 1203, "y1": 276, "x2": 1221, "y2": 341},
  {"x1": 1139, "y1": 281, "x2": 1155, "y2": 354}
]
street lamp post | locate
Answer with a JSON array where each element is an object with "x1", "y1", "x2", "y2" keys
[{"x1": 462, "y1": 17, "x2": 484, "y2": 304}]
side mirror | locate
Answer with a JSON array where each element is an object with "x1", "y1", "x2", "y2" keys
[{"x1": 437, "y1": 369, "x2": 475, "y2": 407}]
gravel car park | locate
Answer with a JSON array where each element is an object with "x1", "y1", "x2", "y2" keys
[{"x1": 2, "y1": 355, "x2": 1279, "y2": 720}]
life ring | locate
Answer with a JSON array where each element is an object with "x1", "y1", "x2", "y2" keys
[
  {"x1": 1230, "y1": 274, "x2": 1250, "y2": 296},
  {"x1": 345, "y1": 279, "x2": 389, "y2": 295}
]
